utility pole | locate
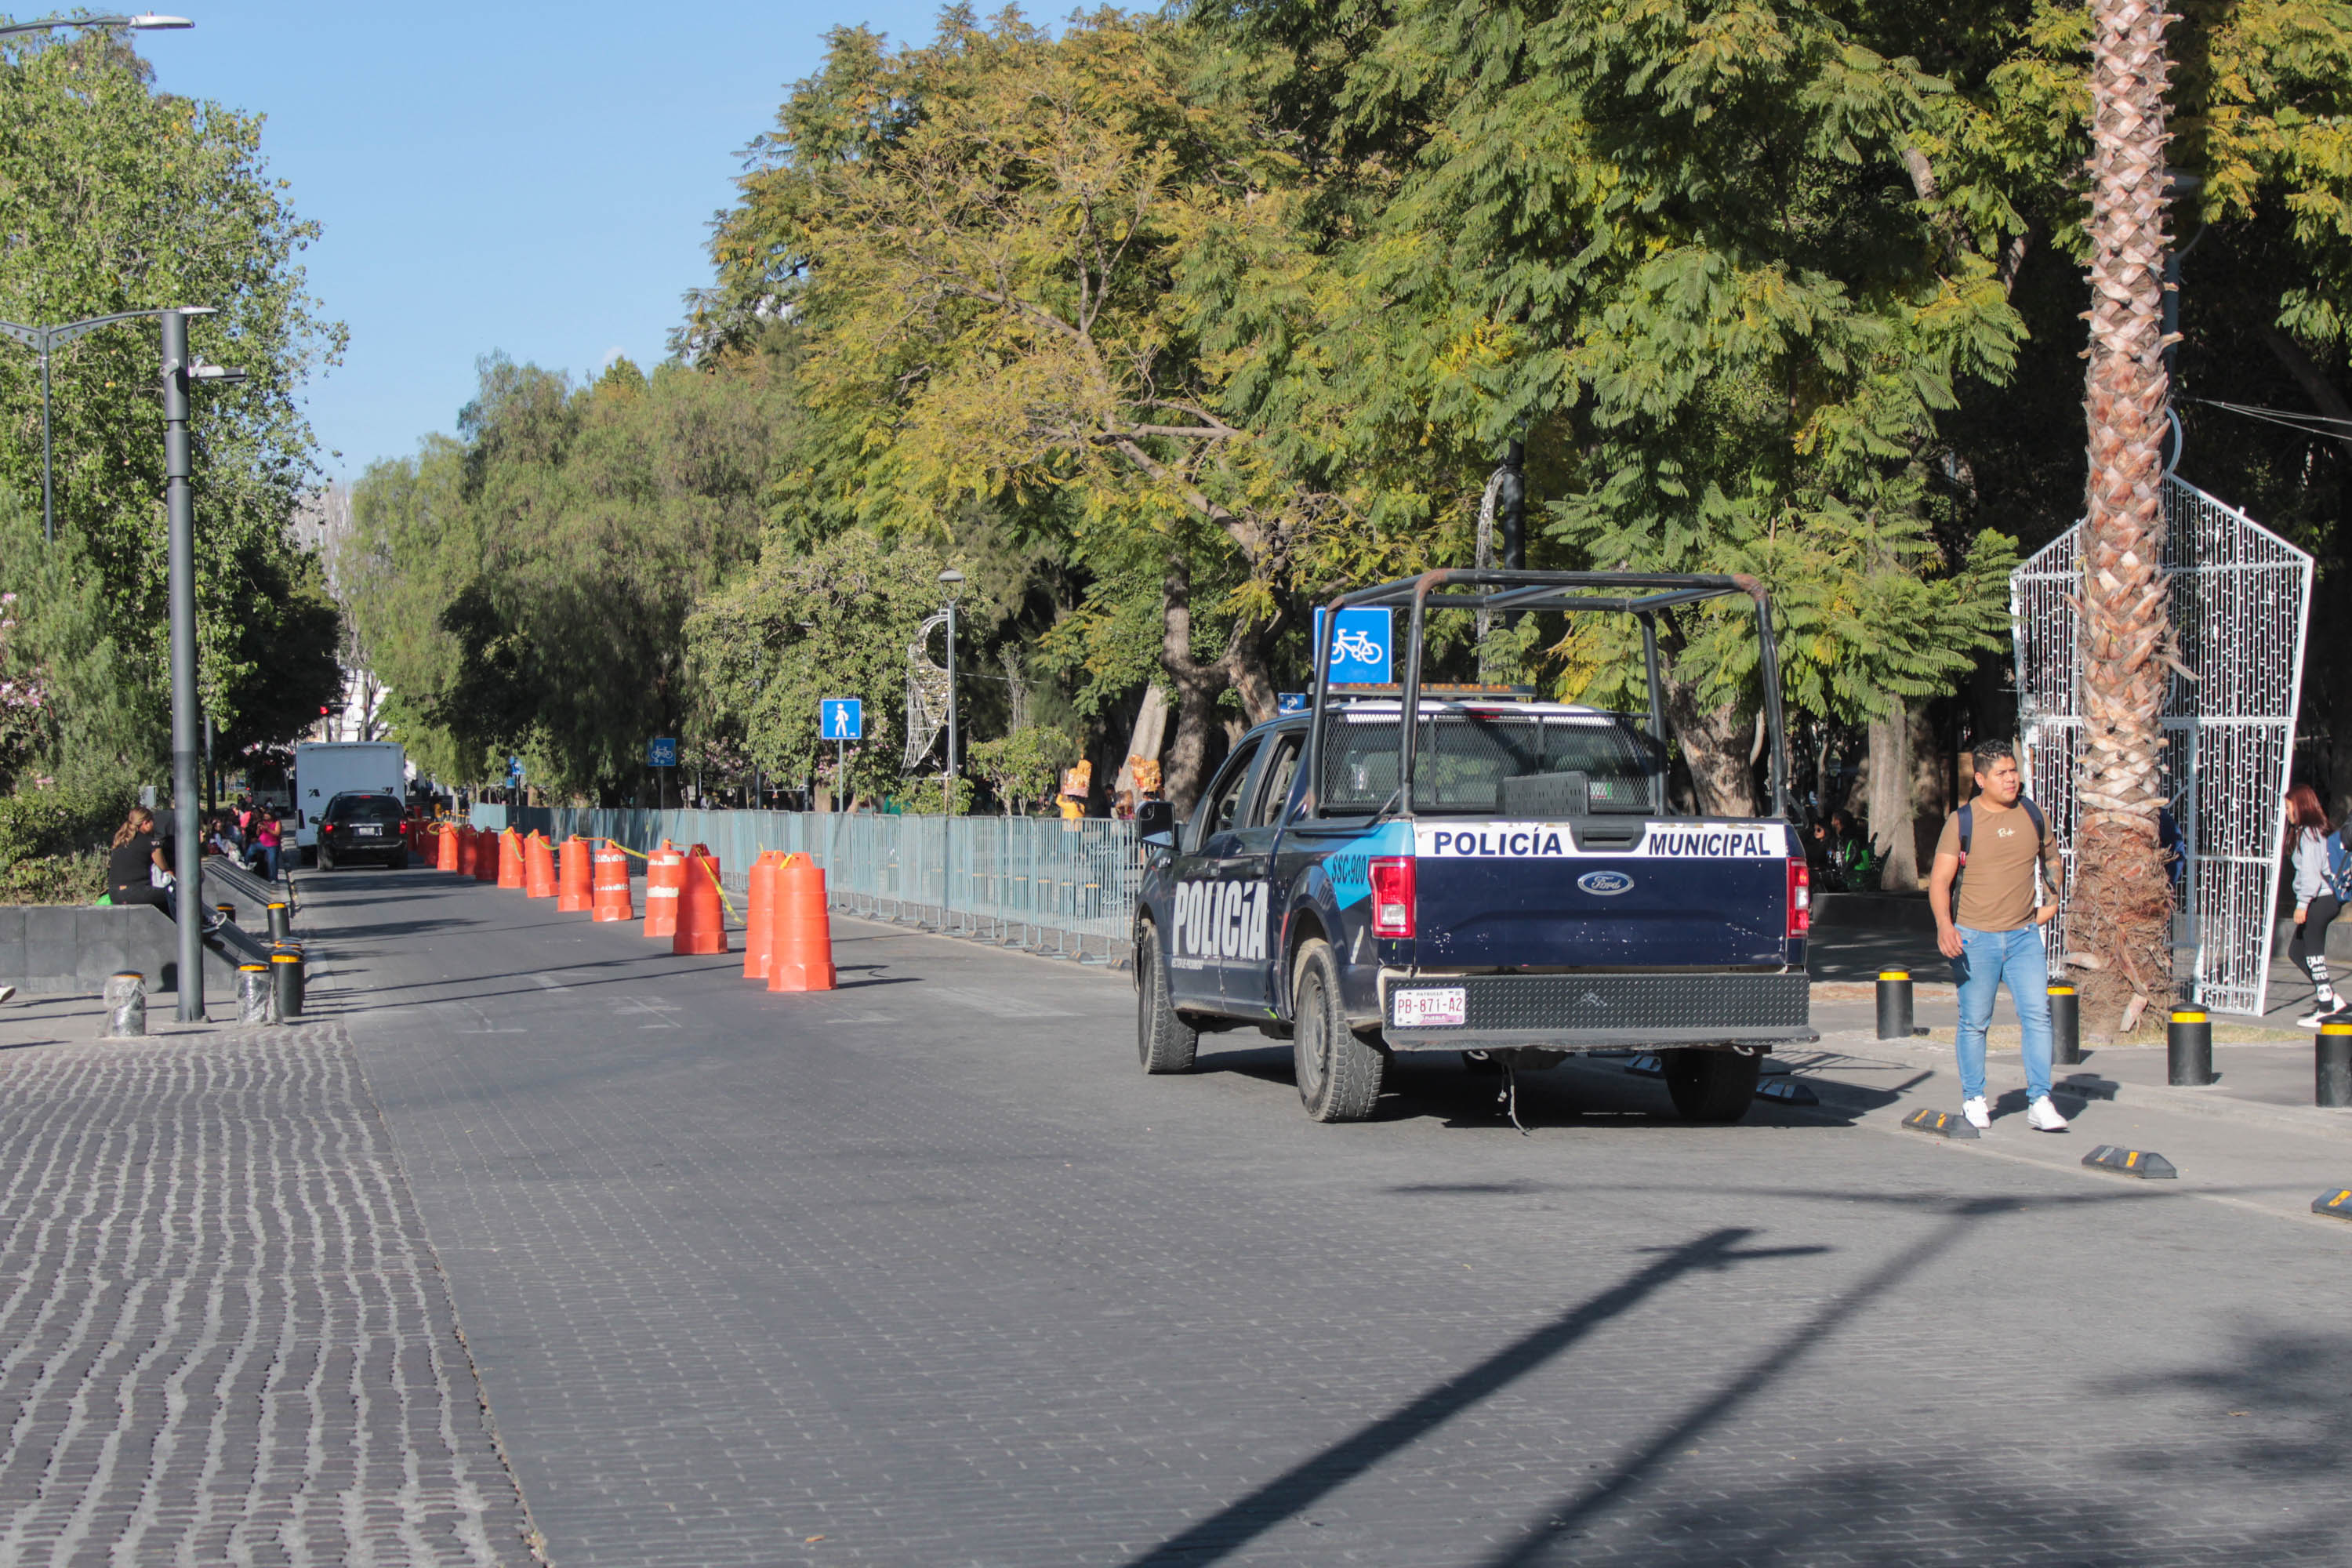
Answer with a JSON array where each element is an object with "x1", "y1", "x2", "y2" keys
[{"x1": 162, "y1": 308, "x2": 203, "y2": 1022}]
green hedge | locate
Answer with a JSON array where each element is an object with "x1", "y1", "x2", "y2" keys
[
  {"x1": 0, "y1": 786, "x2": 131, "y2": 864},
  {"x1": 0, "y1": 848, "x2": 105, "y2": 905}
]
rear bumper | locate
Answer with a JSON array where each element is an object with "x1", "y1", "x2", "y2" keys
[
  {"x1": 1380, "y1": 971, "x2": 1812, "y2": 1054},
  {"x1": 323, "y1": 836, "x2": 403, "y2": 860}
]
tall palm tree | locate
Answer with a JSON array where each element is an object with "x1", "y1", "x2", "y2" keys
[{"x1": 2071, "y1": 0, "x2": 2177, "y2": 1033}]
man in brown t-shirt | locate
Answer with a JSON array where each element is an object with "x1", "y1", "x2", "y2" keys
[{"x1": 1927, "y1": 741, "x2": 2069, "y2": 1133}]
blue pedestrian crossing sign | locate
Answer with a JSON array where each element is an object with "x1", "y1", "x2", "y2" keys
[
  {"x1": 1312, "y1": 607, "x2": 1394, "y2": 685},
  {"x1": 821, "y1": 698, "x2": 863, "y2": 741},
  {"x1": 647, "y1": 737, "x2": 677, "y2": 768},
  {"x1": 1276, "y1": 692, "x2": 1309, "y2": 714}
]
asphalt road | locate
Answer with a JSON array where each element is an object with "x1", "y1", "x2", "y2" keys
[{"x1": 294, "y1": 864, "x2": 2352, "y2": 1568}]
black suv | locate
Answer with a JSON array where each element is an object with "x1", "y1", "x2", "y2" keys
[{"x1": 317, "y1": 792, "x2": 410, "y2": 870}]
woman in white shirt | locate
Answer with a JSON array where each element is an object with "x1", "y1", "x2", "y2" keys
[{"x1": 2288, "y1": 782, "x2": 2347, "y2": 1027}]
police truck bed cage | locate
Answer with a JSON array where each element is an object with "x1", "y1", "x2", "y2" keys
[{"x1": 1306, "y1": 569, "x2": 1789, "y2": 821}]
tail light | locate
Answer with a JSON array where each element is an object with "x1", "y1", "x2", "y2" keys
[
  {"x1": 1786, "y1": 855, "x2": 1810, "y2": 938},
  {"x1": 1370, "y1": 856, "x2": 1416, "y2": 938}
]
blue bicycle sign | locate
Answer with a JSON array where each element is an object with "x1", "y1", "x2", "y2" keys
[{"x1": 1312, "y1": 607, "x2": 1393, "y2": 685}]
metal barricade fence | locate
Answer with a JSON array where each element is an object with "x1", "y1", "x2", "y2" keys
[{"x1": 512, "y1": 808, "x2": 1140, "y2": 963}]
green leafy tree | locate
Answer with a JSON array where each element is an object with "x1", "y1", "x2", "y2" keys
[
  {"x1": 1199, "y1": 0, "x2": 2067, "y2": 837},
  {"x1": 343, "y1": 351, "x2": 781, "y2": 798},
  {"x1": 968, "y1": 724, "x2": 1080, "y2": 815},
  {"x1": 706, "y1": 12, "x2": 1377, "y2": 808},
  {"x1": 0, "y1": 27, "x2": 347, "y2": 754},
  {"x1": 688, "y1": 528, "x2": 986, "y2": 805}
]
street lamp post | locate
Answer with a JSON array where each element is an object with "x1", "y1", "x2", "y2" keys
[
  {"x1": 0, "y1": 14, "x2": 191, "y2": 39},
  {"x1": 158, "y1": 307, "x2": 242, "y2": 1022}
]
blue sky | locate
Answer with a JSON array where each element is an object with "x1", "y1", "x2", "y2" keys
[{"x1": 141, "y1": 1, "x2": 949, "y2": 481}]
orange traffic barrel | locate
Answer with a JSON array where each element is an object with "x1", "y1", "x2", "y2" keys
[
  {"x1": 435, "y1": 822, "x2": 460, "y2": 873},
  {"x1": 591, "y1": 841, "x2": 633, "y2": 922},
  {"x1": 472, "y1": 826, "x2": 499, "y2": 883},
  {"x1": 644, "y1": 843, "x2": 685, "y2": 938},
  {"x1": 524, "y1": 832, "x2": 557, "y2": 898},
  {"x1": 769, "y1": 854, "x2": 835, "y2": 992},
  {"x1": 743, "y1": 850, "x2": 786, "y2": 980},
  {"x1": 498, "y1": 828, "x2": 526, "y2": 889},
  {"x1": 556, "y1": 835, "x2": 592, "y2": 912},
  {"x1": 673, "y1": 846, "x2": 728, "y2": 956}
]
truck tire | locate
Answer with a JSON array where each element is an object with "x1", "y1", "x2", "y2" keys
[
  {"x1": 1291, "y1": 939, "x2": 1383, "y2": 1122},
  {"x1": 1134, "y1": 923, "x2": 1198, "y2": 1075},
  {"x1": 1664, "y1": 1048, "x2": 1760, "y2": 1123}
]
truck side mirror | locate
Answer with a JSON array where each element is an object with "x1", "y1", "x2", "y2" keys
[{"x1": 1136, "y1": 800, "x2": 1174, "y2": 844}]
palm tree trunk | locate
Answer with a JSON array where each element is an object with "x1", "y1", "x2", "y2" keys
[{"x1": 2072, "y1": 0, "x2": 2179, "y2": 1033}]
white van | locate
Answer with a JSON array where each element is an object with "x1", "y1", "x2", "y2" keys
[{"x1": 290, "y1": 742, "x2": 407, "y2": 856}]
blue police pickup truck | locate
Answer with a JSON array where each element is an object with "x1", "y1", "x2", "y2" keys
[{"x1": 1131, "y1": 570, "x2": 1815, "y2": 1124}]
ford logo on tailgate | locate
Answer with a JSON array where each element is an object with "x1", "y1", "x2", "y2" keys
[{"x1": 1577, "y1": 870, "x2": 1635, "y2": 896}]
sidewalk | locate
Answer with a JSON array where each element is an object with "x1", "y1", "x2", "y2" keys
[
  {"x1": 1753, "y1": 989, "x2": 2352, "y2": 1227},
  {"x1": 0, "y1": 989, "x2": 537, "y2": 1565}
]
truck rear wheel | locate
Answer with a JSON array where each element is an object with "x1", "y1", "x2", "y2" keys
[
  {"x1": 1134, "y1": 923, "x2": 1198, "y2": 1075},
  {"x1": 1664, "y1": 1049, "x2": 1760, "y2": 1123},
  {"x1": 1291, "y1": 939, "x2": 1383, "y2": 1122}
]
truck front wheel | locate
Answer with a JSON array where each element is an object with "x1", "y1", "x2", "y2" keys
[
  {"x1": 1664, "y1": 1049, "x2": 1760, "y2": 1123},
  {"x1": 1134, "y1": 923, "x2": 1198, "y2": 1075},
  {"x1": 1291, "y1": 939, "x2": 1383, "y2": 1122}
]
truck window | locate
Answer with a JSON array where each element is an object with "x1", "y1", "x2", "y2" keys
[
  {"x1": 1249, "y1": 735, "x2": 1303, "y2": 828},
  {"x1": 1319, "y1": 711, "x2": 1664, "y2": 817},
  {"x1": 1187, "y1": 739, "x2": 1263, "y2": 852}
]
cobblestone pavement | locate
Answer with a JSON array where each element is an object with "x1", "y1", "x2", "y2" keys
[
  {"x1": 0, "y1": 1007, "x2": 537, "y2": 1567},
  {"x1": 297, "y1": 867, "x2": 2352, "y2": 1568}
]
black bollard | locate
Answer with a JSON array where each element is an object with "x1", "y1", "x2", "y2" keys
[
  {"x1": 100, "y1": 971, "x2": 146, "y2": 1038},
  {"x1": 270, "y1": 949, "x2": 304, "y2": 1020},
  {"x1": 266, "y1": 901, "x2": 290, "y2": 942},
  {"x1": 1875, "y1": 970, "x2": 1914, "y2": 1040},
  {"x1": 2319, "y1": 1022, "x2": 2352, "y2": 1109},
  {"x1": 2167, "y1": 1008, "x2": 2213, "y2": 1087},
  {"x1": 214, "y1": 902, "x2": 237, "y2": 927},
  {"x1": 2049, "y1": 984, "x2": 2082, "y2": 1066},
  {"x1": 236, "y1": 964, "x2": 272, "y2": 1025}
]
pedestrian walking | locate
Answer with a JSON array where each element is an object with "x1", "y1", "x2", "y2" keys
[
  {"x1": 1928, "y1": 740, "x2": 2070, "y2": 1132},
  {"x1": 2286, "y1": 782, "x2": 2350, "y2": 1027}
]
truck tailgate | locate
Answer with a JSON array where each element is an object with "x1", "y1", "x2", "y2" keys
[{"x1": 1410, "y1": 820, "x2": 1793, "y2": 968}]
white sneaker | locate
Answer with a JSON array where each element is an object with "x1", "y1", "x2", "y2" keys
[
  {"x1": 1962, "y1": 1096, "x2": 1991, "y2": 1131},
  {"x1": 2297, "y1": 997, "x2": 2341, "y2": 1028},
  {"x1": 2027, "y1": 1095, "x2": 2070, "y2": 1132},
  {"x1": 0, "y1": 985, "x2": 14, "y2": 1005}
]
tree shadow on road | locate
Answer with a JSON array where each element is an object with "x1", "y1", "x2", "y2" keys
[
  {"x1": 1121, "y1": 1226, "x2": 1826, "y2": 1567},
  {"x1": 1123, "y1": 1193, "x2": 2243, "y2": 1568}
]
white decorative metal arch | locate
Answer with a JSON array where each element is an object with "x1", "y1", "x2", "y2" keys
[
  {"x1": 2011, "y1": 475, "x2": 2314, "y2": 1016},
  {"x1": 904, "y1": 610, "x2": 953, "y2": 775}
]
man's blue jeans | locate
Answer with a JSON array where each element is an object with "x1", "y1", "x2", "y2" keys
[{"x1": 1952, "y1": 924, "x2": 2053, "y2": 1105}]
